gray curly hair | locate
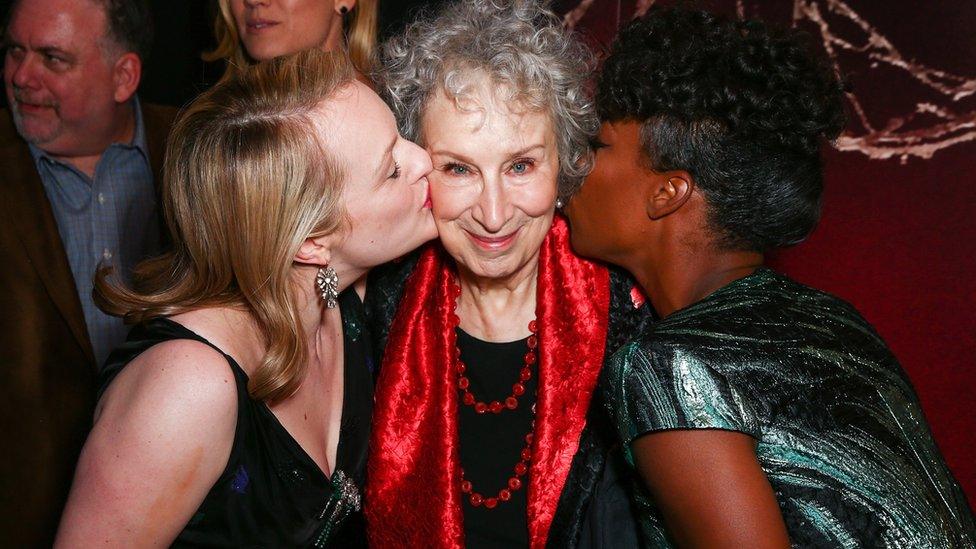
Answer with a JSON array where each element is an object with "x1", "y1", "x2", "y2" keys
[{"x1": 376, "y1": 0, "x2": 598, "y2": 199}]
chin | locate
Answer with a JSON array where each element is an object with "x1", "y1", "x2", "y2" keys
[
  {"x1": 400, "y1": 221, "x2": 439, "y2": 258},
  {"x1": 460, "y1": 248, "x2": 538, "y2": 283},
  {"x1": 243, "y1": 43, "x2": 282, "y2": 63}
]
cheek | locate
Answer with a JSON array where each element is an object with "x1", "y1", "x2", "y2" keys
[
  {"x1": 229, "y1": 2, "x2": 245, "y2": 26},
  {"x1": 512, "y1": 178, "x2": 557, "y2": 218},
  {"x1": 57, "y1": 78, "x2": 106, "y2": 116},
  {"x1": 292, "y1": 1, "x2": 334, "y2": 41},
  {"x1": 430, "y1": 178, "x2": 474, "y2": 224},
  {"x1": 3, "y1": 61, "x2": 14, "y2": 87}
]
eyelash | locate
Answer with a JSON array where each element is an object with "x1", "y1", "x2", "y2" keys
[
  {"x1": 445, "y1": 163, "x2": 470, "y2": 176},
  {"x1": 509, "y1": 158, "x2": 535, "y2": 174},
  {"x1": 388, "y1": 161, "x2": 401, "y2": 180},
  {"x1": 589, "y1": 138, "x2": 608, "y2": 151},
  {"x1": 442, "y1": 159, "x2": 536, "y2": 176}
]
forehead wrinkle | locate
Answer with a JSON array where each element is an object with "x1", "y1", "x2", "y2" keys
[{"x1": 427, "y1": 100, "x2": 554, "y2": 164}]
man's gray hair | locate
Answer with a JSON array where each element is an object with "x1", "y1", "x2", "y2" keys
[{"x1": 377, "y1": 0, "x2": 598, "y2": 199}]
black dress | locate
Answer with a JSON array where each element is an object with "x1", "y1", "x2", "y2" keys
[
  {"x1": 99, "y1": 289, "x2": 372, "y2": 548},
  {"x1": 456, "y1": 329, "x2": 539, "y2": 548}
]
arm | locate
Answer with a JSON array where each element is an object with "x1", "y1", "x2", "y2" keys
[
  {"x1": 631, "y1": 429, "x2": 790, "y2": 549},
  {"x1": 54, "y1": 340, "x2": 238, "y2": 548}
]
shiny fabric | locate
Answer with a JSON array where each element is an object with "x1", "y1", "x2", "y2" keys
[
  {"x1": 366, "y1": 217, "x2": 611, "y2": 548},
  {"x1": 604, "y1": 268, "x2": 976, "y2": 547}
]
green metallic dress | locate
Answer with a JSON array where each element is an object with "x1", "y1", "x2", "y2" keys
[{"x1": 603, "y1": 268, "x2": 975, "y2": 548}]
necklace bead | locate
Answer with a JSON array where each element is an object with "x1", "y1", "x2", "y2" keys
[
  {"x1": 453, "y1": 278, "x2": 538, "y2": 510},
  {"x1": 454, "y1": 302, "x2": 538, "y2": 415}
]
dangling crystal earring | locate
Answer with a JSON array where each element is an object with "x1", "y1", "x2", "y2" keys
[
  {"x1": 555, "y1": 197, "x2": 565, "y2": 209},
  {"x1": 316, "y1": 266, "x2": 339, "y2": 309}
]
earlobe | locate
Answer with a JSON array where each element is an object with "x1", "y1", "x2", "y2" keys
[
  {"x1": 336, "y1": 0, "x2": 357, "y2": 15},
  {"x1": 646, "y1": 172, "x2": 694, "y2": 220},
  {"x1": 112, "y1": 53, "x2": 141, "y2": 104}
]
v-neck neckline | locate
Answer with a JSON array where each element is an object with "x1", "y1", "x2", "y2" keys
[{"x1": 156, "y1": 313, "x2": 354, "y2": 484}]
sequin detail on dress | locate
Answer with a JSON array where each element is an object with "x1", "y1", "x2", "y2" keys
[{"x1": 311, "y1": 470, "x2": 362, "y2": 548}]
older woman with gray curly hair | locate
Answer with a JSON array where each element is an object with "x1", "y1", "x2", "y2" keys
[{"x1": 365, "y1": 1, "x2": 648, "y2": 547}]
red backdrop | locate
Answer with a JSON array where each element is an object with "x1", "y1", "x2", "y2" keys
[{"x1": 555, "y1": 0, "x2": 976, "y2": 507}]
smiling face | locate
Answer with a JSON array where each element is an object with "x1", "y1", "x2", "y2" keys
[
  {"x1": 230, "y1": 0, "x2": 341, "y2": 62},
  {"x1": 565, "y1": 120, "x2": 652, "y2": 269},
  {"x1": 421, "y1": 81, "x2": 559, "y2": 284},
  {"x1": 3, "y1": 0, "x2": 125, "y2": 155},
  {"x1": 317, "y1": 81, "x2": 437, "y2": 272}
]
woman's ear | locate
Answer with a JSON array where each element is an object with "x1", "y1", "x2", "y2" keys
[
  {"x1": 646, "y1": 171, "x2": 695, "y2": 220},
  {"x1": 294, "y1": 235, "x2": 334, "y2": 267}
]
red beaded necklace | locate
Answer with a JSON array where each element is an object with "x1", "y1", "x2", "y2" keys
[{"x1": 452, "y1": 280, "x2": 538, "y2": 509}]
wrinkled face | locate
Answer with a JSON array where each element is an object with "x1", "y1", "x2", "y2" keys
[
  {"x1": 230, "y1": 0, "x2": 339, "y2": 61},
  {"x1": 565, "y1": 120, "x2": 650, "y2": 267},
  {"x1": 317, "y1": 81, "x2": 437, "y2": 270},
  {"x1": 422, "y1": 83, "x2": 559, "y2": 283},
  {"x1": 3, "y1": 0, "x2": 122, "y2": 156}
]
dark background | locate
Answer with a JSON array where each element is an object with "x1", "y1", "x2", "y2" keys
[
  {"x1": 3, "y1": 0, "x2": 974, "y2": 509},
  {"x1": 0, "y1": 0, "x2": 441, "y2": 106}
]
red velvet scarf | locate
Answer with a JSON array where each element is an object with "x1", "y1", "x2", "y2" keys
[{"x1": 366, "y1": 217, "x2": 610, "y2": 548}]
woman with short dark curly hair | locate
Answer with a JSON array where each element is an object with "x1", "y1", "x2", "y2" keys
[{"x1": 565, "y1": 6, "x2": 975, "y2": 547}]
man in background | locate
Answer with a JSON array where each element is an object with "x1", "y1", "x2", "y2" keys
[{"x1": 0, "y1": 0, "x2": 176, "y2": 544}]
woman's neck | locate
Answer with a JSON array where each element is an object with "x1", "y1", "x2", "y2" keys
[
  {"x1": 293, "y1": 277, "x2": 343, "y2": 368},
  {"x1": 639, "y1": 248, "x2": 764, "y2": 319},
  {"x1": 456, "y1": 262, "x2": 538, "y2": 342}
]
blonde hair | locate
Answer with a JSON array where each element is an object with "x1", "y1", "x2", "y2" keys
[
  {"x1": 205, "y1": 0, "x2": 377, "y2": 76},
  {"x1": 96, "y1": 49, "x2": 355, "y2": 403}
]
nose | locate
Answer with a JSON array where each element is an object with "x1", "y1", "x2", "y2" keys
[
  {"x1": 243, "y1": 0, "x2": 269, "y2": 7},
  {"x1": 471, "y1": 174, "x2": 510, "y2": 233},
  {"x1": 407, "y1": 140, "x2": 433, "y2": 179},
  {"x1": 8, "y1": 52, "x2": 40, "y2": 90}
]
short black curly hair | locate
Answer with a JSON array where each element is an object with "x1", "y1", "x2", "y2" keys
[{"x1": 597, "y1": 7, "x2": 846, "y2": 252}]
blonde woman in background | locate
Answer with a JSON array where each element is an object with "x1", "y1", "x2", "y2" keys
[
  {"x1": 207, "y1": 0, "x2": 377, "y2": 78},
  {"x1": 54, "y1": 50, "x2": 435, "y2": 548}
]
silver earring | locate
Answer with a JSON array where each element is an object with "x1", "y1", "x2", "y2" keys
[
  {"x1": 316, "y1": 266, "x2": 339, "y2": 309},
  {"x1": 555, "y1": 198, "x2": 565, "y2": 209}
]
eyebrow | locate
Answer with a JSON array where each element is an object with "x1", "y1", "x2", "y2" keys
[
  {"x1": 429, "y1": 143, "x2": 547, "y2": 163},
  {"x1": 3, "y1": 39, "x2": 74, "y2": 61},
  {"x1": 36, "y1": 46, "x2": 73, "y2": 59}
]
